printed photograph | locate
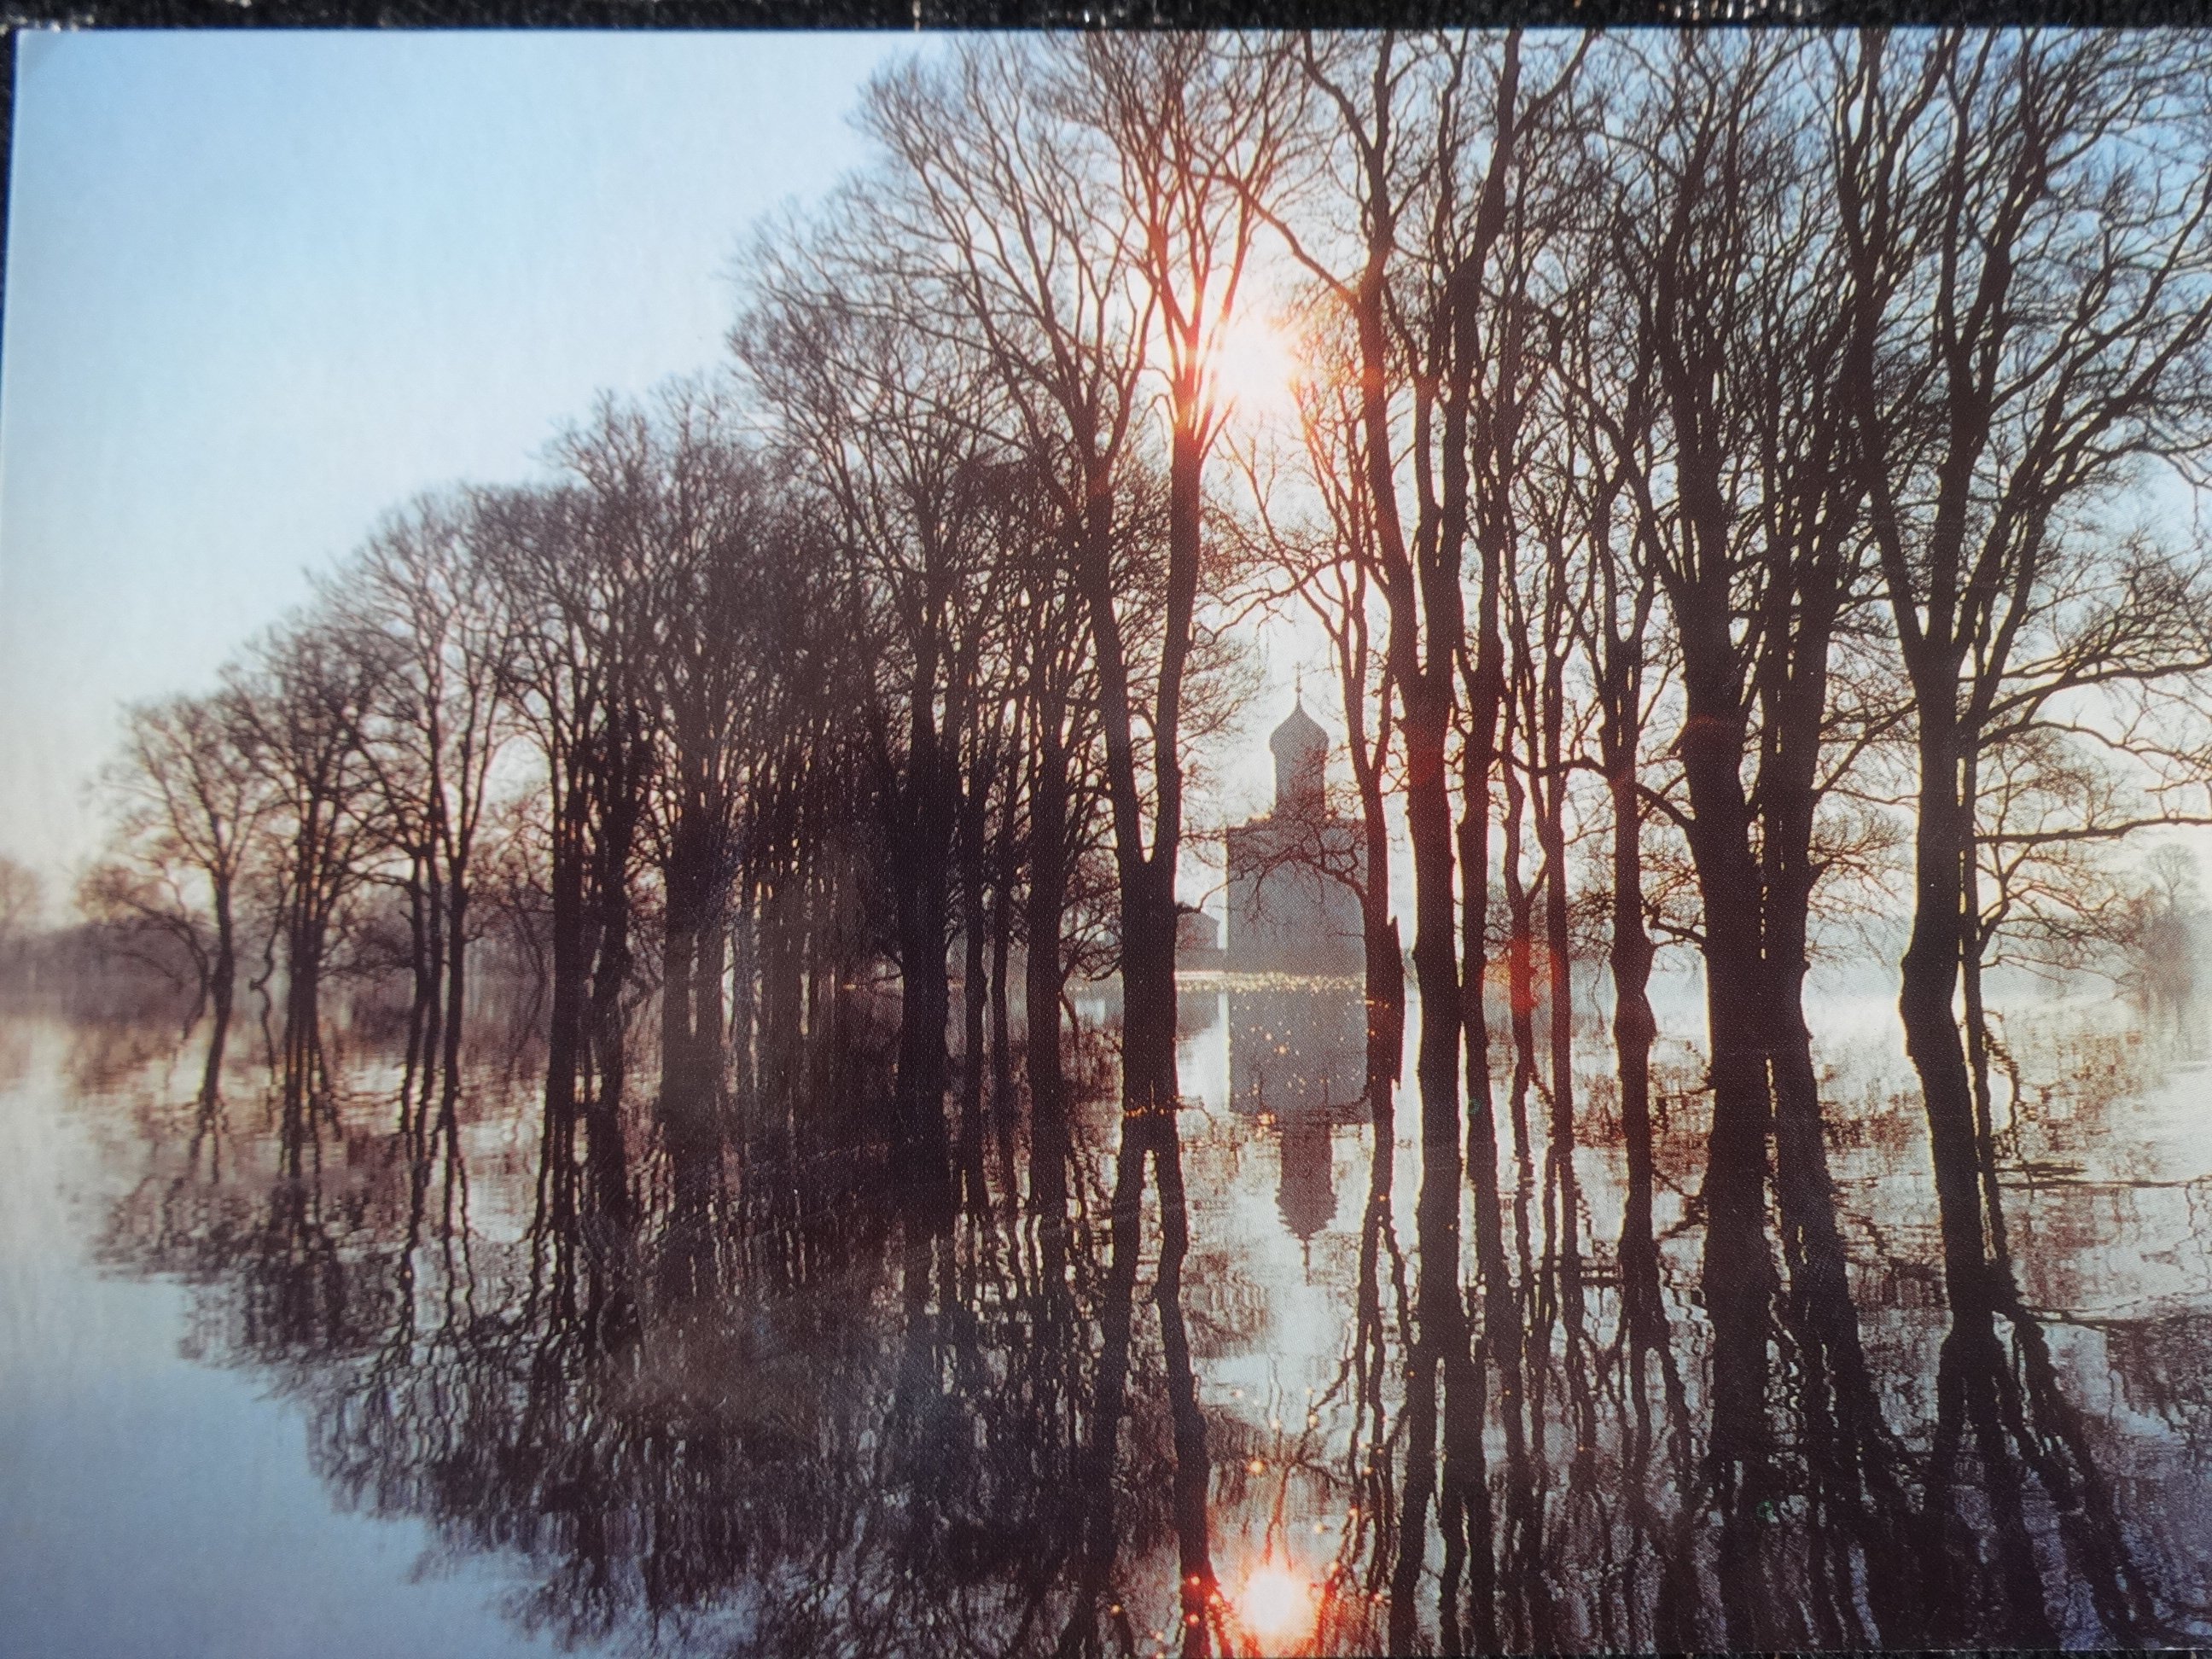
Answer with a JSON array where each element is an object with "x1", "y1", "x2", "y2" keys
[{"x1": 3, "y1": 26, "x2": 2211, "y2": 1656}]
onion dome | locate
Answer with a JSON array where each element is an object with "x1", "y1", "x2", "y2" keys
[{"x1": 1269, "y1": 695, "x2": 1329, "y2": 814}]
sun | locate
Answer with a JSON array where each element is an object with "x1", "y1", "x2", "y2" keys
[
  {"x1": 1235, "y1": 1561, "x2": 1318, "y2": 1650},
  {"x1": 1205, "y1": 309, "x2": 1301, "y2": 422}
]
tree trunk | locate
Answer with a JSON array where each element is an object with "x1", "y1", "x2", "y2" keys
[
  {"x1": 210, "y1": 874, "x2": 238, "y2": 1043},
  {"x1": 441, "y1": 876, "x2": 469, "y2": 1080},
  {"x1": 546, "y1": 779, "x2": 591, "y2": 1187},
  {"x1": 958, "y1": 794, "x2": 989, "y2": 1211},
  {"x1": 1403, "y1": 688, "x2": 1462, "y2": 1155},
  {"x1": 1673, "y1": 657, "x2": 1778, "y2": 1493},
  {"x1": 988, "y1": 837, "x2": 1014, "y2": 1122},
  {"x1": 422, "y1": 849, "x2": 446, "y2": 1085},
  {"x1": 661, "y1": 878, "x2": 696, "y2": 1115},
  {"x1": 1359, "y1": 786, "x2": 1404, "y2": 1095},
  {"x1": 1901, "y1": 699, "x2": 1992, "y2": 1307},
  {"x1": 730, "y1": 885, "x2": 757, "y2": 1115},
  {"x1": 1025, "y1": 736, "x2": 1070, "y2": 1222},
  {"x1": 1606, "y1": 734, "x2": 1662, "y2": 1341},
  {"x1": 698, "y1": 902, "x2": 726, "y2": 1059},
  {"x1": 1958, "y1": 748, "x2": 2012, "y2": 1267},
  {"x1": 1119, "y1": 859, "x2": 1181, "y2": 1121},
  {"x1": 891, "y1": 785, "x2": 956, "y2": 1220},
  {"x1": 1538, "y1": 705, "x2": 1580, "y2": 1313}
]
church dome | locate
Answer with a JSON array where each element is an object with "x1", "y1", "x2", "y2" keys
[
  {"x1": 1276, "y1": 1116, "x2": 1337, "y2": 1244},
  {"x1": 1270, "y1": 696, "x2": 1327, "y2": 760},
  {"x1": 1269, "y1": 696, "x2": 1328, "y2": 813}
]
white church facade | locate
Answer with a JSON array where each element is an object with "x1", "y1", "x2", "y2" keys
[{"x1": 1222, "y1": 697, "x2": 1365, "y2": 975}]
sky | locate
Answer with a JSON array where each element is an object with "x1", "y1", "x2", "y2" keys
[{"x1": 0, "y1": 29, "x2": 943, "y2": 899}]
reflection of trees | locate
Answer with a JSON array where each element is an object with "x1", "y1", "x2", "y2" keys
[
  {"x1": 95, "y1": 1009, "x2": 1252, "y2": 1658},
  {"x1": 1920, "y1": 1272, "x2": 2173, "y2": 1647},
  {"x1": 66, "y1": 972, "x2": 2212, "y2": 1657},
  {"x1": 1318, "y1": 978, "x2": 2194, "y2": 1652},
  {"x1": 375, "y1": 1164, "x2": 1151, "y2": 1654}
]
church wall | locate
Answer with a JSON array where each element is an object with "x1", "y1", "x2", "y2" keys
[{"x1": 1224, "y1": 817, "x2": 1365, "y2": 975}]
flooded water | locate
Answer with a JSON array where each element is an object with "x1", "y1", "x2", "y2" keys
[{"x1": 3, "y1": 975, "x2": 2209, "y2": 1656}]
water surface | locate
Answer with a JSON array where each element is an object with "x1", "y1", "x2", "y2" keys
[{"x1": 3, "y1": 977, "x2": 2209, "y2": 1656}]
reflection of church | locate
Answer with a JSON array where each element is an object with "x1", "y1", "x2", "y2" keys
[
  {"x1": 1228, "y1": 983, "x2": 1369, "y2": 1249},
  {"x1": 1224, "y1": 698, "x2": 1365, "y2": 975}
]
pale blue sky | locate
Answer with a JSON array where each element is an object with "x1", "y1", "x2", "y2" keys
[{"x1": 0, "y1": 29, "x2": 926, "y2": 891}]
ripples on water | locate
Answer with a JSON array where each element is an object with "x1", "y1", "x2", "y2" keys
[{"x1": 3, "y1": 975, "x2": 2210, "y2": 1656}]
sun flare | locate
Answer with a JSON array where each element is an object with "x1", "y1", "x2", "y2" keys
[
  {"x1": 1205, "y1": 310, "x2": 1301, "y2": 420},
  {"x1": 1236, "y1": 1562, "x2": 1317, "y2": 1649}
]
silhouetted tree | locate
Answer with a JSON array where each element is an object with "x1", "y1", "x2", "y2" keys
[
  {"x1": 326, "y1": 492, "x2": 515, "y2": 1082},
  {"x1": 90, "y1": 693, "x2": 269, "y2": 1022},
  {"x1": 1837, "y1": 27, "x2": 2212, "y2": 1304}
]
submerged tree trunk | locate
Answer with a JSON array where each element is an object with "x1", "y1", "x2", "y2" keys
[
  {"x1": 1359, "y1": 789, "x2": 1404, "y2": 1096},
  {"x1": 1901, "y1": 697, "x2": 1993, "y2": 1307},
  {"x1": 1537, "y1": 649, "x2": 1581, "y2": 1319},
  {"x1": 1603, "y1": 676, "x2": 1662, "y2": 1337},
  {"x1": 890, "y1": 638, "x2": 958, "y2": 1225},
  {"x1": 730, "y1": 885, "x2": 758, "y2": 1114},
  {"x1": 209, "y1": 873, "x2": 239, "y2": 1062},
  {"x1": 546, "y1": 775, "x2": 591, "y2": 1210},
  {"x1": 1959, "y1": 863, "x2": 2011, "y2": 1268},
  {"x1": 988, "y1": 825, "x2": 1014, "y2": 1121},
  {"x1": 958, "y1": 785, "x2": 989, "y2": 1209},
  {"x1": 661, "y1": 870, "x2": 697, "y2": 1109},
  {"x1": 441, "y1": 874, "x2": 469, "y2": 1081},
  {"x1": 1403, "y1": 689, "x2": 1462, "y2": 1155},
  {"x1": 658, "y1": 821, "x2": 730, "y2": 1198},
  {"x1": 585, "y1": 758, "x2": 640, "y2": 1227},
  {"x1": 893, "y1": 829, "x2": 955, "y2": 1217},
  {"x1": 1671, "y1": 629, "x2": 1780, "y2": 1513},
  {"x1": 1024, "y1": 725, "x2": 1071, "y2": 1224}
]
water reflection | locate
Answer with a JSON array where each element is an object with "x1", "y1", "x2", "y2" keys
[
  {"x1": 26, "y1": 975, "x2": 2212, "y2": 1654},
  {"x1": 1223, "y1": 982, "x2": 1367, "y2": 1250}
]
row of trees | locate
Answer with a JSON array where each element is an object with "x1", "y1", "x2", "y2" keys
[{"x1": 92, "y1": 26, "x2": 2211, "y2": 1423}]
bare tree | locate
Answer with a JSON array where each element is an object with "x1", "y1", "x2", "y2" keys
[
  {"x1": 227, "y1": 616, "x2": 392, "y2": 1073},
  {"x1": 470, "y1": 469, "x2": 654, "y2": 1228},
  {"x1": 739, "y1": 190, "x2": 1028, "y2": 1218},
  {"x1": 1543, "y1": 225, "x2": 1672, "y2": 1347},
  {"x1": 852, "y1": 41, "x2": 1142, "y2": 1222},
  {"x1": 87, "y1": 693, "x2": 267, "y2": 1020},
  {"x1": 1837, "y1": 26, "x2": 2212, "y2": 1303},
  {"x1": 1598, "y1": 42, "x2": 1923, "y2": 1616},
  {"x1": 0, "y1": 853, "x2": 44, "y2": 987},
  {"x1": 631, "y1": 385, "x2": 813, "y2": 1202},
  {"x1": 326, "y1": 492, "x2": 516, "y2": 1081},
  {"x1": 1037, "y1": 35, "x2": 1295, "y2": 1152}
]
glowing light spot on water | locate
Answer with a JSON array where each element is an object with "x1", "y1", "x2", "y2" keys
[{"x1": 1237, "y1": 1563, "x2": 1317, "y2": 1647}]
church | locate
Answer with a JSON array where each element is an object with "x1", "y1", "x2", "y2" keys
[{"x1": 1223, "y1": 696, "x2": 1365, "y2": 975}]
